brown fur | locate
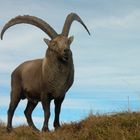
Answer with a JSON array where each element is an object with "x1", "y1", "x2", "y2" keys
[
  {"x1": 1, "y1": 13, "x2": 90, "y2": 132},
  {"x1": 8, "y1": 35, "x2": 74, "y2": 131}
]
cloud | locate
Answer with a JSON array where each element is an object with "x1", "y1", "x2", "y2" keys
[
  {"x1": 0, "y1": 96, "x2": 26, "y2": 107},
  {"x1": 0, "y1": 94, "x2": 93, "y2": 110},
  {"x1": 90, "y1": 9, "x2": 140, "y2": 30}
]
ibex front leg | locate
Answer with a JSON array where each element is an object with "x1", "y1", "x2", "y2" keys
[
  {"x1": 41, "y1": 93, "x2": 51, "y2": 131},
  {"x1": 53, "y1": 96, "x2": 65, "y2": 130}
]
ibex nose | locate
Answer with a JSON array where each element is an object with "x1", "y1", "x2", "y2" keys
[{"x1": 64, "y1": 48, "x2": 69, "y2": 53}]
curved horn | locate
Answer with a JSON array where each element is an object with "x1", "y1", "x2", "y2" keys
[
  {"x1": 62, "y1": 13, "x2": 90, "y2": 36},
  {"x1": 1, "y1": 15, "x2": 58, "y2": 40}
]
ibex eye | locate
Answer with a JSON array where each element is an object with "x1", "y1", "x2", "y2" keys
[{"x1": 51, "y1": 42, "x2": 57, "y2": 47}]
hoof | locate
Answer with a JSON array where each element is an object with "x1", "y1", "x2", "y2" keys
[
  {"x1": 42, "y1": 126, "x2": 50, "y2": 132},
  {"x1": 31, "y1": 126, "x2": 40, "y2": 132},
  {"x1": 6, "y1": 127, "x2": 12, "y2": 133},
  {"x1": 54, "y1": 125, "x2": 61, "y2": 131},
  {"x1": 54, "y1": 123, "x2": 61, "y2": 130}
]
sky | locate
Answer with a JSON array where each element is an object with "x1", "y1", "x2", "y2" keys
[{"x1": 0, "y1": 0, "x2": 140, "y2": 129}]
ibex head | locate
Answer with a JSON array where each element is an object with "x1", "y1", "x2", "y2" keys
[
  {"x1": 1, "y1": 13, "x2": 90, "y2": 62},
  {"x1": 44, "y1": 35, "x2": 74, "y2": 62}
]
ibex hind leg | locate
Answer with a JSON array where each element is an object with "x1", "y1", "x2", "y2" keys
[
  {"x1": 24, "y1": 100, "x2": 39, "y2": 131},
  {"x1": 7, "y1": 88, "x2": 21, "y2": 132}
]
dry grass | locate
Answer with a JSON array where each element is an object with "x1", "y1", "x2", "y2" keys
[{"x1": 0, "y1": 112, "x2": 140, "y2": 140}]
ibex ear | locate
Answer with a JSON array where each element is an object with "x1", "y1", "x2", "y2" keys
[
  {"x1": 68, "y1": 36, "x2": 74, "y2": 45},
  {"x1": 44, "y1": 38, "x2": 50, "y2": 46}
]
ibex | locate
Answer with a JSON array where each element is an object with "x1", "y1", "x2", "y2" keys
[{"x1": 1, "y1": 13, "x2": 90, "y2": 132}]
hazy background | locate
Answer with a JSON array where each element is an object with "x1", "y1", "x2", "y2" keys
[{"x1": 0, "y1": 0, "x2": 140, "y2": 129}]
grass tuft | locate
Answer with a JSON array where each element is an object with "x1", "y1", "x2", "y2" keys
[{"x1": 0, "y1": 112, "x2": 140, "y2": 140}]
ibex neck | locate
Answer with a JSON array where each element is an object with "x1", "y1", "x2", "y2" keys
[{"x1": 42, "y1": 49, "x2": 74, "y2": 96}]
